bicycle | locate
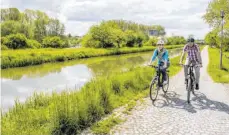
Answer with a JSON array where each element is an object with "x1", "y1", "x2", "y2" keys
[
  {"x1": 148, "y1": 65, "x2": 169, "y2": 102},
  {"x1": 182, "y1": 62, "x2": 197, "y2": 104}
]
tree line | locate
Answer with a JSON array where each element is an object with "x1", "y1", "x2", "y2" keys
[
  {"x1": 1, "y1": 8, "x2": 78, "y2": 49},
  {"x1": 1, "y1": 8, "x2": 187, "y2": 50},
  {"x1": 81, "y1": 20, "x2": 186, "y2": 48}
]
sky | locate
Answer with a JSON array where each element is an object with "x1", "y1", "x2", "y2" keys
[{"x1": 1, "y1": 0, "x2": 212, "y2": 39}]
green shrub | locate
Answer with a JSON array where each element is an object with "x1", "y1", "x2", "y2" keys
[
  {"x1": 145, "y1": 37, "x2": 158, "y2": 46},
  {"x1": 1, "y1": 37, "x2": 9, "y2": 45},
  {"x1": 125, "y1": 30, "x2": 136, "y2": 47},
  {"x1": 5, "y1": 33, "x2": 28, "y2": 49},
  {"x1": 1, "y1": 44, "x2": 9, "y2": 50},
  {"x1": 27, "y1": 39, "x2": 42, "y2": 49},
  {"x1": 135, "y1": 32, "x2": 145, "y2": 47},
  {"x1": 42, "y1": 36, "x2": 65, "y2": 48}
]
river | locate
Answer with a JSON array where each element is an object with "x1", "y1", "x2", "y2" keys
[{"x1": 1, "y1": 48, "x2": 182, "y2": 112}]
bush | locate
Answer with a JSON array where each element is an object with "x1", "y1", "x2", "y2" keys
[
  {"x1": 145, "y1": 37, "x2": 158, "y2": 46},
  {"x1": 5, "y1": 33, "x2": 28, "y2": 49},
  {"x1": 1, "y1": 37, "x2": 9, "y2": 45},
  {"x1": 81, "y1": 34, "x2": 100, "y2": 48},
  {"x1": 27, "y1": 39, "x2": 42, "y2": 49},
  {"x1": 166, "y1": 36, "x2": 186, "y2": 45},
  {"x1": 125, "y1": 30, "x2": 136, "y2": 47},
  {"x1": 1, "y1": 45, "x2": 9, "y2": 50},
  {"x1": 42, "y1": 36, "x2": 65, "y2": 48},
  {"x1": 135, "y1": 33, "x2": 145, "y2": 47}
]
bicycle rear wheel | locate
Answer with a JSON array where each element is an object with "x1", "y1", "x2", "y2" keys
[
  {"x1": 162, "y1": 73, "x2": 169, "y2": 94},
  {"x1": 150, "y1": 79, "x2": 159, "y2": 102}
]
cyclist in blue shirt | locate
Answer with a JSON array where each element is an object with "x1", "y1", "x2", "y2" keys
[{"x1": 148, "y1": 39, "x2": 170, "y2": 84}]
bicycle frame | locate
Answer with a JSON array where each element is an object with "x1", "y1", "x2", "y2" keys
[
  {"x1": 187, "y1": 65, "x2": 196, "y2": 90},
  {"x1": 152, "y1": 66, "x2": 163, "y2": 87}
]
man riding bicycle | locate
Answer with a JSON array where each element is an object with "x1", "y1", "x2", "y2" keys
[
  {"x1": 148, "y1": 39, "x2": 170, "y2": 85},
  {"x1": 179, "y1": 38, "x2": 202, "y2": 90}
]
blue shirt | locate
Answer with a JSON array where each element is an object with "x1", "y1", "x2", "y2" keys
[{"x1": 151, "y1": 49, "x2": 169, "y2": 65}]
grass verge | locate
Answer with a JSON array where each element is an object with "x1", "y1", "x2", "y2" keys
[
  {"x1": 91, "y1": 115, "x2": 125, "y2": 134},
  {"x1": 208, "y1": 47, "x2": 229, "y2": 83},
  {"x1": 1, "y1": 45, "x2": 183, "y2": 69}
]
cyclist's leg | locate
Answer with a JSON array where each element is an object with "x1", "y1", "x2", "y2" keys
[
  {"x1": 162, "y1": 63, "x2": 169, "y2": 83},
  {"x1": 184, "y1": 58, "x2": 189, "y2": 82},
  {"x1": 194, "y1": 66, "x2": 200, "y2": 84}
]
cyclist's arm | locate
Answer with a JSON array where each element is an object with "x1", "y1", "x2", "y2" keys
[
  {"x1": 149, "y1": 49, "x2": 157, "y2": 64},
  {"x1": 163, "y1": 50, "x2": 169, "y2": 67},
  {"x1": 180, "y1": 45, "x2": 187, "y2": 64}
]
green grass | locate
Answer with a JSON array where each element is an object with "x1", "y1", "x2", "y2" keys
[
  {"x1": 208, "y1": 47, "x2": 229, "y2": 83},
  {"x1": 1, "y1": 54, "x2": 182, "y2": 135},
  {"x1": 1, "y1": 45, "x2": 184, "y2": 69},
  {"x1": 91, "y1": 115, "x2": 125, "y2": 134}
]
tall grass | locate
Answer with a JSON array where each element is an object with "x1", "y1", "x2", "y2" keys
[
  {"x1": 208, "y1": 47, "x2": 229, "y2": 83},
  {"x1": 1, "y1": 45, "x2": 184, "y2": 69},
  {"x1": 1, "y1": 54, "x2": 182, "y2": 135}
]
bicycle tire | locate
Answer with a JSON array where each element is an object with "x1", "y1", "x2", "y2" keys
[
  {"x1": 187, "y1": 78, "x2": 192, "y2": 104},
  {"x1": 150, "y1": 79, "x2": 159, "y2": 102},
  {"x1": 162, "y1": 73, "x2": 169, "y2": 94}
]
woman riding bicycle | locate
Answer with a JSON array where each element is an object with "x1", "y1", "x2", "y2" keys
[{"x1": 148, "y1": 39, "x2": 170, "y2": 85}]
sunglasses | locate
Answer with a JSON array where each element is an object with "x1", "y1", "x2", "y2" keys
[{"x1": 158, "y1": 44, "x2": 164, "y2": 46}]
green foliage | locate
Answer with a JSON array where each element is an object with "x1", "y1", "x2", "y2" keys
[
  {"x1": 208, "y1": 47, "x2": 229, "y2": 83},
  {"x1": 204, "y1": 30, "x2": 219, "y2": 47},
  {"x1": 1, "y1": 45, "x2": 183, "y2": 69},
  {"x1": 81, "y1": 20, "x2": 164, "y2": 48},
  {"x1": 42, "y1": 36, "x2": 65, "y2": 48},
  {"x1": 1, "y1": 20, "x2": 21, "y2": 36},
  {"x1": 166, "y1": 36, "x2": 186, "y2": 45},
  {"x1": 135, "y1": 32, "x2": 145, "y2": 47},
  {"x1": 1, "y1": 8, "x2": 65, "y2": 42},
  {"x1": 4, "y1": 33, "x2": 29, "y2": 49},
  {"x1": 27, "y1": 39, "x2": 42, "y2": 49},
  {"x1": 1, "y1": 44, "x2": 9, "y2": 50},
  {"x1": 91, "y1": 115, "x2": 124, "y2": 134},
  {"x1": 203, "y1": 0, "x2": 229, "y2": 50},
  {"x1": 1, "y1": 37, "x2": 9, "y2": 45},
  {"x1": 203, "y1": 0, "x2": 229, "y2": 28},
  {"x1": 125, "y1": 30, "x2": 136, "y2": 47},
  {"x1": 145, "y1": 37, "x2": 158, "y2": 46},
  {"x1": 1, "y1": 8, "x2": 21, "y2": 21}
]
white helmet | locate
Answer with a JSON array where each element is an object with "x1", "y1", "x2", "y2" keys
[{"x1": 157, "y1": 39, "x2": 165, "y2": 45}]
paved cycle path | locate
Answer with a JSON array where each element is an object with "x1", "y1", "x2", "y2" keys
[{"x1": 112, "y1": 46, "x2": 229, "y2": 135}]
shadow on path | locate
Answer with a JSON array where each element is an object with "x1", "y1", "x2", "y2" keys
[{"x1": 152, "y1": 91, "x2": 229, "y2": 114}]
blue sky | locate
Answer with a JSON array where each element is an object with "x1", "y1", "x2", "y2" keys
[{"x1": 2, "y1": 0, "x2": 212, "y2": 39}]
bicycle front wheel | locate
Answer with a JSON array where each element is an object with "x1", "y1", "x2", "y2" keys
[
  {"x1": 162, "y1": 74, "x2": 169, "y2": 94},
  {"x1": 150, "y1": 79, "x2": 159, "y2": 102},
  {"x1": 187, "y1": 79, "x2": 192, "y2": 104}
]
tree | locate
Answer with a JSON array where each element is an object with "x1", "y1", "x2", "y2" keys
[
  {"x1": 47, "y1": 19, "x2": 65, "y2": 36},
  {"x1": 1, "y1": 8, "x2": 21, "y2": 21},
  {"x1": 1, "y1": 21, "x2": 21, "y2": 36},
  {"x1": 203, "y1": 0, "x2": 229, "y2": 28},
  {"x1": 34, "y1": 11, "x2": 49, "y2": 42},
  {"x1": 204, "y1": 30, "x2": 219, "y2": 47}
]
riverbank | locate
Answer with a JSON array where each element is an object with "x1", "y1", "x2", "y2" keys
[
  {"x1": 208, "y1": 47, "x2": 229, "y2": 83},
  {"x1": 2, "y1": 54, "x2": 182, "y2": 135},
  {"x1": 1, "y1": 45, "x2": 183, "y2": 69}
]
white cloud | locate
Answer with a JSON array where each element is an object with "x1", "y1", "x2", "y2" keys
[{"x1": 1, "y1": 0, "x2": 211, "y2": 38}]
